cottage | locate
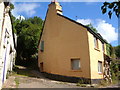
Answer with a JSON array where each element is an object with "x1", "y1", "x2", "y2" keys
[
  {"x1": 0, "y1": 1, "x2": 16, "y2": 88},
  {"x1": 38, "y1": 1, "x2": 111, "y2": 84}
]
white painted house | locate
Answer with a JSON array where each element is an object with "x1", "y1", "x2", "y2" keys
[{"x1": 0, "y1": 1, "x2": 16, "y2": 88}]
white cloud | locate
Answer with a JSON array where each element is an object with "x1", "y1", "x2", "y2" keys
[
  {"x1": 76, "y1": 19, "x2": 118, "y2": 43},
  {"x1": 76, "y1": 19, "x2": 92, "y2": 25},
  {"x1": 95, "y1": 19, "x2": 118, "y2": 43},
  {"x1": 12, "y1": 3, "x2": 40, "y2": 17},
  {"x1": 16, "y1": 15, "x2": 25, "y2": 20}
]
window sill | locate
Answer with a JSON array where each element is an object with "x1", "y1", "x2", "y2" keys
[
  {"x1": 71, "y1": 69, "x2": 82, "y2": 72},
  {"x1": 98, "y1": 72, "x2": 103, "y2": 75},
  {"x1": 94, "y1": 48, "x2": 100, "y2": 52}
]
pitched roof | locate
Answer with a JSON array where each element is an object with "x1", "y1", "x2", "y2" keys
[{"x1": 57, "y1": 13, "x2": 107, "y2": 44}]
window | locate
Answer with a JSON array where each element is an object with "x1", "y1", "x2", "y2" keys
[
  {"x1": 102, "y1": 43, "x2": 104, "y2": 52},
  {"x1": 94, "y1": 37, "x2": 98, "y2": 49},
  {"x1": 98, "y1": 61, "x2": 102, "y2": 73},
  {"x1": 40, "y1": 41, "x2": 44, "y2": 52},
  {"x1": 71, "y1": 59, "x2": 80, "y2": 70}
]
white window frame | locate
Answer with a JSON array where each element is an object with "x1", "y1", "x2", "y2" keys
[{"x1": 98, "y1": 61, "x2": 102, "y2": 73}]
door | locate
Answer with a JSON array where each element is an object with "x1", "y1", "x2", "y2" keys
[{"x1": 40, "y1": 62, "x2": 44, "y2": 72}]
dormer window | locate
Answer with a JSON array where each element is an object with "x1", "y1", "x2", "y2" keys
[{"x1": 94, "y1": 37, "x2": 98, "y2": 49}]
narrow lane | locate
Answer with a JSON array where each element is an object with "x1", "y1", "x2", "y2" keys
[
  {"x1": 2, "y1": 66, "x2": 81, "y2": 88},
  {"x1": 2, "y1": 66, "x2": 120, "y2": 88}
]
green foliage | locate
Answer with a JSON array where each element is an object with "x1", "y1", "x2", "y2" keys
[
  {"x1": 78, "y1": 79, "x2": 84, "y2": 84},
  {"x1": 10, "y1": 3, "x2": 14, "y2": 10},
  {"x1": 114, "y1": 45, "x2": 120, "y2": 58},
  {"x1": 14, "y1": 77, "x2": 19, "y2": 88},
  {"x1": 11, "y1": 15, "x2": 20, "y2": 34},
  {"x1": 106, "y1": 44, "x2": 113, "y2": 57},
  {"x1": 86, "y1": 24, "x2": 97, "y2": 33},
  {"x1": 13, "y1": 16, "x2": 43, "y2": 65},
  {"x1": 110, "y1": 60, "x2": 120, "y2": 80},
  {"x1": 99, "y1": 80, "x2": 109, "y2": 86},
  {"x1": 10, "y1": 3, "x2": 43, "y2": 67},
  {"x1": 101, "y1": 1, "x2": 120, "y2": 19}
]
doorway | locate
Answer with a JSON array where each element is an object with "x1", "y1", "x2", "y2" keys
[{"x1": 40, "y1": 62, "x2": 43, "y2": 72}]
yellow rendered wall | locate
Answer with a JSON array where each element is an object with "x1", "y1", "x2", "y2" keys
[
  {"x1": 87, "y1": 31, "x2": 106, "y2": 79},
  {"x1": 38, "y1": 3, "x2": 91, "y2": 79}
]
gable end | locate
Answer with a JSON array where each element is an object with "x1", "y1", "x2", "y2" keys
[{"x1": 57, "y1": 13, "x2": 107, "y2": 44}]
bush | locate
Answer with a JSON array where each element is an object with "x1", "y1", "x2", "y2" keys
[{"x1": 110, "y1": 60, "x2": 120, "y2": 81}]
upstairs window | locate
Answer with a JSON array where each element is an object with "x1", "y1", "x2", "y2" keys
[
  {"x1": 98, "y1": 61, "x2": 102, "y2": 73},
  {"x1": 71, "y1": 59, "x2": 80, "y2": 70},
  {"x1": 40, "y1": 41, "x2": 44, "y2": 52},
  {"x1": 94, "y1": 37, "x2": 98, "y2": 49},
  {"x1": 102, "y1": 43, "x2": 104, "y2": 52}
]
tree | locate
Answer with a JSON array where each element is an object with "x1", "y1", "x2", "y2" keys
[
  {"x1": 106, "y1": 43, "x2": 113, "y2": 57},
  {"x1": 15, "y1": 16, "x2": 43, "y2": 66},
  {"x1": 115, "y1": 45, "x2": 120, "y2": 58},
  {"x1": 10, "y1": 3, "x2": 14, "y2": 10},
  {"x1": 10, "y1": 3, "x2": 43, "y2": 67},
  {"x1": 101, "y1": 1, "x2": 120, "y2": 19},
  {"x1": 86, "y1": 24, "x2": 97, "y2": 33}
]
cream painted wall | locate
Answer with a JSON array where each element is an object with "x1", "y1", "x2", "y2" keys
[
  {"x1": 0, "y1": 2, "x2": 16, "y2": 88},
  {"x1": 88, "y1": 31, "x2": 106, "y2": 79},
  {"x1": 0, "y1": 2, "x2": 5, "y2": 88},
  {"x1": 0, "y1": 2, "x2": 4, "y2": 43}
]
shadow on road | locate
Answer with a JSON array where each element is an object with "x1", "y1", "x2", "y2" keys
[{"x1": 13, "y1": 65, "x2": 45, "y2": 79}]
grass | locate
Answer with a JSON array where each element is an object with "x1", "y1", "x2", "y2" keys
[
  {"x1": 95, "y1": 79, "x2": 119, "y2": 88},
  {"x1": 76, "y1": 83, "x2": 87, "y2": 87},
  {"x1": 14, "y1": 77, "x2": 19, "y2": 88},
  {"x1": 76, "y1": 79, "x2": 119, "y2": 88},
  {"x1": 112, "y1": 79, "x2": 119, "y2": 85},
  {"x1": 76, "y1": 79, "x2": 92, "y2": 87},
  {"x1": 13, "y1": 65, "x2": 36, "y2": 77},
  {"x1": 99, "y1": 80, "x2": 110, "y2": 87}
]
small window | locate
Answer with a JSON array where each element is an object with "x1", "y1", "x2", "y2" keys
[
  {"x1": 71, "y1": 59, "x2": 80, "y2": 70},
  {"x1": 98, "y1": 61, "x2": 102, "y2": 73},
  {"x1": 94, "y1": 37, "x2": 99, "y2": 49},
  {"x1": 102, "y1": 43, "x2": 104, "y2": 52},
  {"x1": 40, "y1": 41, "x2": 44, "y2": 52}
]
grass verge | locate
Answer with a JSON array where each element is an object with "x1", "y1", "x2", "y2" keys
[{"x1": 14, "y1": 77, "x2": 19, "y2": 88}]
